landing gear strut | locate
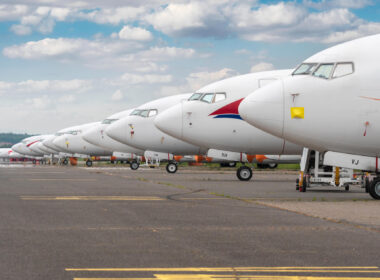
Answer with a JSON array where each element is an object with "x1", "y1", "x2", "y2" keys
[
  {"x1": 166, "y1": 161, "x2": 178, "y2": 174},
  {"x1": 236, "y1": 166, "x2": 252, "y2": 181}
]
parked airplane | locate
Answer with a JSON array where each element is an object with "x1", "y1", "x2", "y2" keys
[
  {"x1": 0, "y1": 148, "x2": 23, "y2": 160},
  {"x1": 106, "y1": 94, "x2": 207, "y2": 172},
  {"x1": 12, "y1": 135, "x2": 45, "y2": 158},
  {"x1": 53, "y1": 122, "x2": 113, "y2": 166},
  {"x1": 239, "y1": 34, "x2": 380, "y2": 199},
  {"x1": 81, "y1": 109, "x2": 144, "y2": 169},
  {"x1": 154, "y1": 70, "x2": 302, "y2": 180}
]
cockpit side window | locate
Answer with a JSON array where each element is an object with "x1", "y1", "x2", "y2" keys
[
  {"x1": 148, "y1": 109, "x2": 158, "y2": 117},
  {"x1": 188, "y1": 93, "x2": 202, "y2": 101},
  {"x1": 214, "y1": 92, "x2": 226, "y2": 103},
  {"x1": 312, "y1": 63, "x2": 334, "y2": 79},
  {"x1": 140, "y1": 110, "x2": 149, "y2": 117},
  {"x1": 332, "y1": 62, "x2": 354, "y2": 78},
  {"x1": 293, "y1": 63, "x2": 318, "y2": 75},
  {"x1": 130, "y1": 109, "x2": 141, "y2": 116},
  {"x1": 102, "y1": 118, "x2": 118, "y2": 124},
  {"x1": 200, "y1": 93, "x2": 214, "y2": 103}
]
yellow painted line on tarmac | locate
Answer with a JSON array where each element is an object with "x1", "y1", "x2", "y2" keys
[
  {"x1": 28, "y1": 178, "x2": 97, "y2": 181},
  {"x1": 72, "y1": 276, "x2": 380, "y2": 280},
  {"x1": 67, "y1": 267, "x2": 379, "y2": 272},
  {"x1": 21, "y1": 196, "x2": 165, "y2": 201}
]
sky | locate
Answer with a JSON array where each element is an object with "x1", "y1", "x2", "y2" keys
[{"x1": 0, "y1": 0, "x2": 379, "y2": 133}]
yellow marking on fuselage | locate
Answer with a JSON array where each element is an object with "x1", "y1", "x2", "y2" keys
[{"x1": 21, "y1": 196, "x2": 164, "y2": 201}]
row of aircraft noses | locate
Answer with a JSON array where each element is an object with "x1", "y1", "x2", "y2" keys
[{"x1": 7, "y1": 34, "x2": 380, "y2": 199}]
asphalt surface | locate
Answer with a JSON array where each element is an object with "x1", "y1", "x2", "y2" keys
[{"x1": 1, "y1": 164, "x2": 380, "y2": 280}]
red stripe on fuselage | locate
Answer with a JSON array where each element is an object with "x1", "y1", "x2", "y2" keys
[
  {"x1": 209, "y1": 98, "x2": 244, "y2": 116},
  {"x1": 26, "y1": 140, "x2": 40, "y2": 147}
]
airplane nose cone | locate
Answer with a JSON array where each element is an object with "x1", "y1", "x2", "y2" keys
[
  {"x1": 154, "y1": 104, "x2": 183, "y2": 139},
  {"x1": 82, "y1": 127, "x2": 99, "y2": 146},
  {"x1": 12, "y1": 143, "x2": 22, "y2": 154},
  {"x1": 53, "y1": 136, "x2": 68, "y2": 151},
  {"x1": 106, "y1": 120, "x2": 128, "y2": 145},
  {"x1": 239, "y1": 80, "x2": 284, "y2": 138}
]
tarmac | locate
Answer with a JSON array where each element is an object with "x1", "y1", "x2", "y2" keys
[{"x1": 1, "y1": 164, "x2": 380, "y2": 280}]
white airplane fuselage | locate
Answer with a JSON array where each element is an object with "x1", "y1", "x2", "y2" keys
[
  {"x1": 53, "y1": 122, "x2": 112, "y2": 157},
  {"x1": 82, "y1": 110, "x2": 144, "y2": 156},
  {"x1": 239, "y1": 34, "x2": 380, "y2": 158},
  {"x1": 154, "y1": 70, "x2": 302, "y2": 155},
  {"x1": 106, "y1": 94, "x2": 205, "y2": 156}
]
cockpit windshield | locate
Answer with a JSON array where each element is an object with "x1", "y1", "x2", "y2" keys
[
  {"x1": 188, "y1": 93, "x2": 202, "y2": 101},
  {"x1": 102, "y1": 118, "x2": 118, "y2": 124},
  {"x1": 130, "y1": 109, "x2": 157, "y2": 118},
  {"x1": 190, "y1": 92, "x2": 227, "y2": 104},
  {"x1": 312, "y1": 63, "x2": 334, "y2": 79},
  {"x1": 292, "y1": 63, "x2": 318, "y2": 75}
]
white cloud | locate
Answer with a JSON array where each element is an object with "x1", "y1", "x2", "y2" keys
[
  {"x1": 77, "y1": 6, "x2": 147, "y2": 25},
  {"x1": 304, "y1": 0, "x2": 373, "y2": 9},
  {"x1": 59, "y1": 94, "x2": 76, "y2": 103},
  {"x1": 118, "y1": 25, "x2": 153, "y2": 41},
  {"x1": 111, "y1": 89, "x2": 123, "y2": 101},
  {"x1": 250, "y1": 62, "x2": 275, "y2": 73},
  {"x1": 27, "y1": 95, "x2": 51, "y2": 109},
  {"x1": 121, "y1": 73, "x2": 172, "y2": 85},
  {"x1": 186, "y1": 68, "x2": 238, "y2": 90},
  {"x1": 322, "y1": 22, "x2": 380, "y2": 43},
  {"x1": 10, "y1": 24, "x2": 31, "y2": 35},
  {"x1": 0, "y1": 4, "x2": 28, "y2": 21},
  {"x1": 0, "y1": 79, "x2": 92, "y2": 94}
]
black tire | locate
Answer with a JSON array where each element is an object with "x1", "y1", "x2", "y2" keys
[
  {"x1": 62, "y1": 159, "x2": 68, "y2": 165},
  {"x1": 110, "y1": 160, "x2": 115, "y2": 164},
  {"x1": 365, "y1": 177, "x2": 370, "y2": 193},
  {"x1": 130, "y1": 161, "x2": 139, "y2": 170},
  {"x1": 296, "y1": 178, "x2": 299, "y2": 191},
  {"x1": 86, "y1": 160, "x2": 93, "y2": 167},
  {"x1": 369, "y1": 178, "x2": 380, "y2": 200},
  {"x1": 166, "y1": 162, "x2": 178, "y2": 173},
  {"x1": 268, "y1": 163, "x2": 278, "y2": 169},
  {"x1": 345, "y1": 185, "x2": 350, "y2": 191},
  {"x1": 300, "y1": 176, "x2": 307, "y2": 192},
  {"x1": 256, "y1": 163, "x2": 266, "y2": 169},
  {"x1": 236, "y1": 166, "x2": 252, "y2": 181}
]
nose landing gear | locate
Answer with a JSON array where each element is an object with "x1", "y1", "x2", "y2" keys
[{"x1": 236, "y1": 166, "x2": 253, "y2": 181}]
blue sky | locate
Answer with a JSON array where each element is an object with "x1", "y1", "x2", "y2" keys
[{"x1": 0, "y1": 0, "x2": 379, "y2": 133}]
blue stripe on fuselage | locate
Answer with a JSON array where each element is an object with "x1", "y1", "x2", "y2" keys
[{"x1": 213, "y1": 114, "x2": 242, "y2": 120}]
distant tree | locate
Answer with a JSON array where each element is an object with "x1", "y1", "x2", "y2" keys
[{"x1": 0, "y1": 133, "x2": 35, "y2": 147}]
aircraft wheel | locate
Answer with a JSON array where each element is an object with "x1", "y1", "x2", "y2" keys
[
  {"x1": 236, "y1": 166, "x2": 252, "y2": 181},
  {"x1": 166, "y1": 162, "x2": 178, "y2": 174},
  {"x1": 268, "y1": 163, "x2": 278, "y2": 169},
  {"x1": 296, "y1": 178, "x2": 299, "y2": 191},
  {"x1": 86, "y1": 160, "x2": 93, "y2": 167},
  {"x1": 228, "y1": 162, "x2": 237, "y2": 168},
  {"x1": 345, "y1": 185, "x2": 350, "y2": 191},
  {"x1": 62, "y1": 159, "x2": 68, "y2": 165},
  {"x1": 256, "y1": 163, "x2": 264, "y2": 169},
  {"x1": 369, "y1": 178, "x2": 380, "y2": 200},
  {"x1": 130, "y1": 161, "x2": 139, "y2": 170}
]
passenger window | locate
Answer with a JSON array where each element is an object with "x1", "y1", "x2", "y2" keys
[
  {"x1": 148, "y1": 109, "x2": 158, "y2": 117},
  {"x1": 332, "y1": 63, "x2": 354, "y2": 78},
  {"x1": 214, "y1": 93, "x2": 226, "y2": 103},
  {"x1": 188, "y1": 93, "x2": 202, "y2": 101},
  {"x1": 312, "y1": 63, "x2": 334, "y2": 79},
  {"x1": 200, "y1": 93, "x2": 214, "y2": 103}
]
